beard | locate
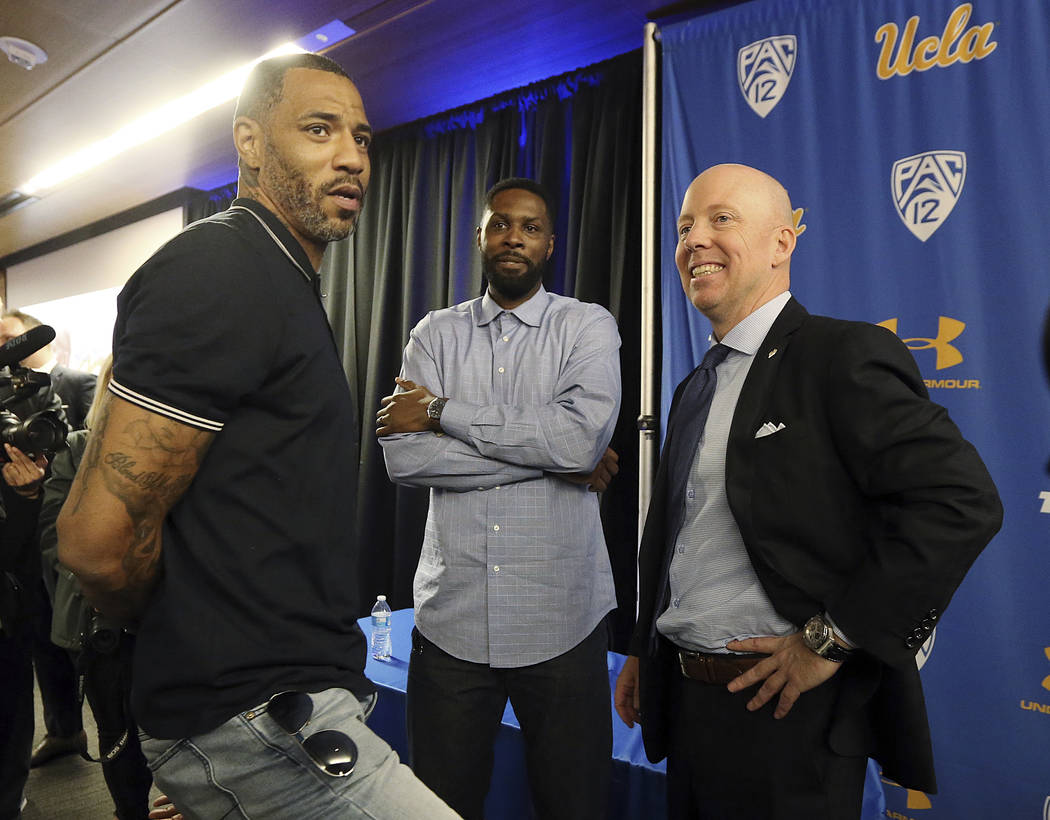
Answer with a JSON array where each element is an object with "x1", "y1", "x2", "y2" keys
[
  {"x1": 261, "y1": 143, "x2": 363, "y2": 243},
  {"x1": 482, "y1": 251, "x2": 546, "y2": 303}
]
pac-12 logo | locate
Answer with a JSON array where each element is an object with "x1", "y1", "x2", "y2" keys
[
  {"x1": 915, "y1": 630, "x2": 936, "y2": 671},
  {"x1": 737, "y1": 35, "x2": 797, "y2": 118},
  {"x1": 892, "y1": 151, "x2": 966, "y2": 241}
]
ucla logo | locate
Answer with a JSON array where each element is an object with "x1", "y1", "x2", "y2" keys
[
  {"x1": 1043, "y1": 647, "x2": 1050, "y2": 692},
  {"x1": 737, "y1": 35, "x2": 797, "y2": 118},
  {"x1": 877, "y1": 317, "x2": 964, "y2": 370},
  {"x1": 875, "y1": 3, "x2": 997, "y2": 80},
  {"x1": 915, "y1": 630, "x2": 936, "y2": 671},
  {"x1": 892, "y1": 151, "x2": 966, "y2": 241}
]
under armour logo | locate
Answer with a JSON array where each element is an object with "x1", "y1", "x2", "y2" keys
[{"x1": 877, "y1": 316, "x2": 964, "y2": 370}]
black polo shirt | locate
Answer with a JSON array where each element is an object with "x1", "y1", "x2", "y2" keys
[{"x1": 111, "y1": 198, "x2": 373, "y2": 739}]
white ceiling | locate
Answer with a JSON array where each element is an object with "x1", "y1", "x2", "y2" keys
[{"x1": 0, "y1": 0, "x2": 726, "y2": 262}]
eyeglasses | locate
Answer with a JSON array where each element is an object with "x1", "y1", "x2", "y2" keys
[{"x1": 264, "y1": 691, "x2": 358, "y2": 777}]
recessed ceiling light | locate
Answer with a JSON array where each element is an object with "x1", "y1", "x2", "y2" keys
[{"x1": 0, "y1": 36, "x2": 48, "y2": 70}]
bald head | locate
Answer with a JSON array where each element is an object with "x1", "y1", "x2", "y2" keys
[
  {"x1": 675, "y1": 163, "x2": 797, "y2": 338},
  {"x1": 695, "y1": 163, "x2": 794, "y2": 229}
]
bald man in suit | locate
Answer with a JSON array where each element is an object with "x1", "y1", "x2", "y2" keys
[{"x1": 615, "y1": 164, "x2": 1002, "y2": 819}]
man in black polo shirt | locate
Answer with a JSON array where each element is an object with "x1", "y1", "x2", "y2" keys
[{"x1": 57, "y1": 53, "x2": 458, "y2": 818}]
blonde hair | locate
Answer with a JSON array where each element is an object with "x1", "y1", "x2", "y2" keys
[{"x1": 84, "y1": 356, "x2": 113, "y2": 430}]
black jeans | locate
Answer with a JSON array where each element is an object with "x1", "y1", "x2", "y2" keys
[
  {"x1": 0, "y1": 625, "x2": 33, "y2": 820},
  {"x1": 407, "y1": 620, "x2": 612, "y2": 820}
]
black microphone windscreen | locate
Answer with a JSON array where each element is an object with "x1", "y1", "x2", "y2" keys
[{"x1": 0, "y1": 324, "x2": 56, "y2": 370}]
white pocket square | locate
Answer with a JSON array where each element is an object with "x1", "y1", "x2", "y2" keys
[{"x1": 754, "y1": 421, "x2": 786, "y2": 439}]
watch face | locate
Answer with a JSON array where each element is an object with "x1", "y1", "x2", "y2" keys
[
  {"x1": 427, "y1": 398, "x2": 446, "y2": 420},
  {"x1": 803, "y1": 616, "x2": 827, "y2": 650}
]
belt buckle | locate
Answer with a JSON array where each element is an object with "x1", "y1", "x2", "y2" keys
[{"x1": 678, "y1": 649, "x2": 699, "y2": 678}]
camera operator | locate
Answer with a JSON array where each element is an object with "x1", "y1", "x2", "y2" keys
[
  {"x1": 38, "y1": 357, "x2": 153, "y2": 820},
  {"x1": 0, "y1": 444, "x2": 48, "y2": 819},
  {"x1": 0, "y1": 321, "x2": 83, "y2": 775}
]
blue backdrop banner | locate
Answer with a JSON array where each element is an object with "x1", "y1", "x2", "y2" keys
[{"x1": 660, "y1": 1, "x2": 1050, "y2": 817}]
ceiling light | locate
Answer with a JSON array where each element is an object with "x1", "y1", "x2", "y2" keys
[
  {"x1": 15, "y1": 41, "x2": 306, "y2": 197},
  {"x1": 0, "y1": 36, "x2": 48, "y2": 70}
]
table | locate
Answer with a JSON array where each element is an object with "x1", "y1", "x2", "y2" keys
[{"x1": 359, "y1": 609, "x2": 666, "y2": 819}]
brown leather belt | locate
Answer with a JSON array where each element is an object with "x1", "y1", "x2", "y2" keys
[{"x1": 675, "y1": 649, "x2": 767, "y2": 685}]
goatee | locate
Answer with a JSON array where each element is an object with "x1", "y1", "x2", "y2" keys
[{"x1": 483, "y1": 252, "x2": 545, "y2": 302}]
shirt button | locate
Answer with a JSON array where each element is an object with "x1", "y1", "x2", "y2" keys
[
  {"x1": 687, "y1": 489, "x2": 695, "y2": 499},
  {"x1": 493, "y1": 565, "x2": 501, "y2": 573},
  {"x1": 673, "y1": 598, "x2": 681, "y2": 608},
  {"x1": 498, "y1": 366, "x2": 505, "y2": 374},
  {"x1": 503, "y1": 336, "x2": 510, "y2": 342},
  {"x1": 677, "y1": 545, "x2": 685, "y2": 554},
  {"x1": 494, "y1": 485, "x2": 500, "y2": 490},
  {"x1": 493, "y1": 524, "x2": 500, "y2": 532}
]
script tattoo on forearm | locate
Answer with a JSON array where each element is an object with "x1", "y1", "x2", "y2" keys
[{"x1": 103, "y1": 452, "x2": 179, "y2": 493}]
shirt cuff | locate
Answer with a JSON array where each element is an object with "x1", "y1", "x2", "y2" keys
[
  {"x1": 824, "y1": 612, "x2": 856, "y2": 649},
  {"x1": 435, "y1": 398, "x2": 472, "y2": 440}
]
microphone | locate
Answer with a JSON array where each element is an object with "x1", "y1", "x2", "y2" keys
[{"x1": 0, "y1": 324, "x2": 55, "y2": 370}]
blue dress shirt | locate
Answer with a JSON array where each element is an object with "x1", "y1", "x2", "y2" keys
[
  {"x1": 657, "y1": 292, "x2": 797, "y2": 652},
  {"x1": 381, "y1": 286, "x2": 621, "y2": 666}
]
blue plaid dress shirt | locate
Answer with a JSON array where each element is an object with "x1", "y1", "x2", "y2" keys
[{"x1": 380, "y1": 286, "x2": 621, "y2": 666}]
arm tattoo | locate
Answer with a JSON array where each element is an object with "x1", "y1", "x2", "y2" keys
[{"x1": 74, "y1": 395, "x2": 212, "y2": 616}]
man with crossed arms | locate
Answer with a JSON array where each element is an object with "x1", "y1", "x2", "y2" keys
[{"x1": 377, "y1": 178, "x2": 620, "y2": 820}]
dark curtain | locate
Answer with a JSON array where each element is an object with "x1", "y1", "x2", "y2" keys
[
  {"x1": 199, "y1": 51, "x2": 643, "y2": 650},
  {"x1": 184, "y1": 182, "x2": 238, "y2": 223}
]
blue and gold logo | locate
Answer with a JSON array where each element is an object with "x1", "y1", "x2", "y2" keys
[
  {"x1": 1019, "y1": 648, "x2": 1050, "y2": 716},
  {"x1": 892, "y1": 151, "x2": 966, "y2": 241},
  {"x1": 877, "y1": 316, "x2": 980, "y2": 389},
  {"x1": 875, "y1": 3, "x2": 997, "y2": 80},
  {"x1": 878, "y1": 316, "x2": 964, "y2": 370},
  {"x1": 737, "y1": 35, "x2": 796, "y2": 118},
  {"x1": 881, "y1": 773, "x2": 933, "y2": 813}
]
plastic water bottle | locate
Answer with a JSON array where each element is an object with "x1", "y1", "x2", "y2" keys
[{"x1": 370, "y1": 595, "x2": 392, "y2": 661}]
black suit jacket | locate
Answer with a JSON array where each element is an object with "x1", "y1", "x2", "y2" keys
[
  {"x1": 49, "y1": 364, "x2": 97, "y2": 430},
  {"x1": 631, "y1": 298, "x2": 1002, "y2": 792}
]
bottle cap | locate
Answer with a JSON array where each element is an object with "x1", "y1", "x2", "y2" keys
[{"x1": 377, "y1": 595, "x2": 387, "y2": 601}]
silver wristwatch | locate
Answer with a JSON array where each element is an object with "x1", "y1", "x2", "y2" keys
[
  {"x1": 801, "y1": 615, "x2": 853, "y2": 663},
  {"x1": 426, "y1": 397, "x2": 448, "y2": 422}
]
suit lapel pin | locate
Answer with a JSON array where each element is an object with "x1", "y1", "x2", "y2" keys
[{"x1": 767, "y1": 348, "x2": 778, "y2": 359}]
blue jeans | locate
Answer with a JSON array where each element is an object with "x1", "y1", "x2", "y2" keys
[{"x1": 140, "y1": 687, "x2": 460, "y2": 820}]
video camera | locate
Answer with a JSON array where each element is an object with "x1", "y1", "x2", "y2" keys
[{"x1": 0, "y1": 324, "x2": 68, "y2": 461}]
